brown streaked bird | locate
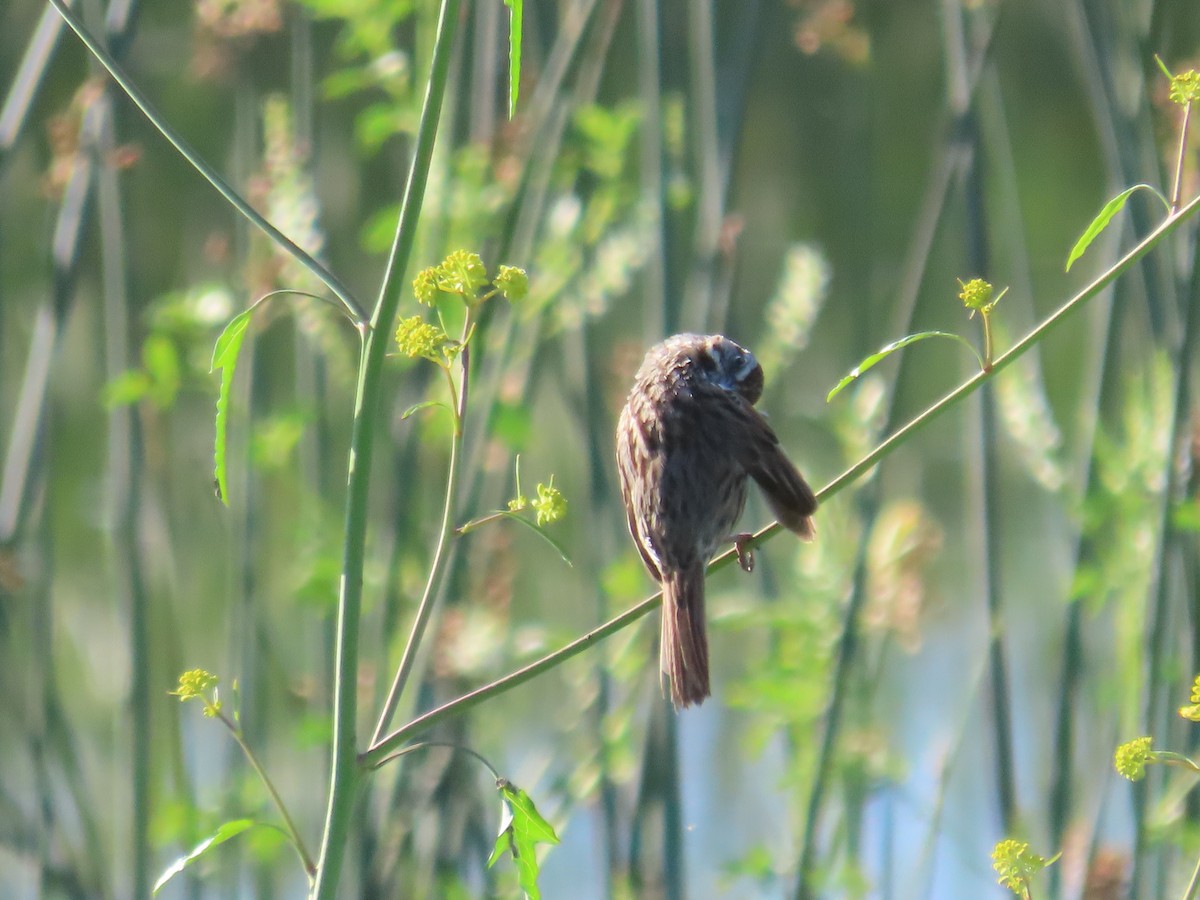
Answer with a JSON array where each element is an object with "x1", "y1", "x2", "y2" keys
[{"x1": 616, "y1": 333, "x2": 817, "y2": 709}]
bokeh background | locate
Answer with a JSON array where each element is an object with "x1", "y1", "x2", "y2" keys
[{"x1": 2, "y1": 0, "x2": 1200, "y2": 897}]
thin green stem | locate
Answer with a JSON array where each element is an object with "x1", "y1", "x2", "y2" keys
[
  {"x1": 981, "y1": 311, "x2": 994, "y2": 369},
  {"x1": 363, "y1": 189, "x2": 1200, "y2": 767},
  {"x1": 1172, "y1": 101, "x2": 1192, "y2": 213},
  {"x1": 363, "y1": 585, "x2": 662, "y2": 765},
  {"x1": 46, "y1": 0, "x2": 368, "y2": 329},
  {"x1": 311, "y1": 0, "x2": 461, "y2": 896},
  {"x1": 370, "y1": 740, "x2": 501, "y2": 780},
  {"x1": 457, "y1": 510, "x2": 508, "y2": 534},
  {"x1": 1183, "y1": 850, "x2": 1200, "y2": 900},
  {"x1": 1154, "y1": 751, "x2": 1200, "y2": 775},
  {"x1": 370, "y1": 322, "x2": 471, "y2": 746},
  {"x1": 215, "y1": 711, "x2": 315, "y2": 878}
]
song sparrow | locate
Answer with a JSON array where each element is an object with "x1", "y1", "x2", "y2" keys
[{"x1": 616, "y1": 333, "x2": 817, "y2": 709}]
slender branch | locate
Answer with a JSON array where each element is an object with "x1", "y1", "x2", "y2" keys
[
  {"x1": 363, "y1": 190, "x2": 1200, "y2": 767},
  {"x1": 363, "y1": 583, "x2": 664, "y2": 765},
  {"x1": 369, "y1": 740, "x2": 501, "y2": 779},
  {"x1": 46, "y1": 0, "x2": 369, "y2": 329},
  {"x1": 215, "y1": 711, "x2": 315, "y2": 878}
]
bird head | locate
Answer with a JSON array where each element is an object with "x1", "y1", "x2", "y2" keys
[{"x1": 697, "y1": 334, "x2": 764, "y2": 405}]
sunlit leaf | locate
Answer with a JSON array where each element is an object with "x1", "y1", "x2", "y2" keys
[
  {"x1": 505, "y1": 0, "x2": 522, "y2": 118},
  {"x1": 152, "y1": 819, "x2": 256, "y2": 895},
  {"x1": 401, "y1": 400, "x2": 452, "y2": 420},
  {"x1": 488, "y1": 780, "x2": 559, "y2": 900},
  {"x1": 1173, "y1": 498, "x2": 1200, "y2": 533},
  {"x1": 1065, "y1": 184, "x2": 1170, "y2": 272},
  {"x1": 210, "y1": 309, "x2": 253, "y2": 507},
  {"x1": 827, "y1": 331, "x2": 980, "y2": 402}
]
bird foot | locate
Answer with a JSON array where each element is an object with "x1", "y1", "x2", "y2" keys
[{"x1": 729, "y1": 533, "x2": 755, "y2": 573}]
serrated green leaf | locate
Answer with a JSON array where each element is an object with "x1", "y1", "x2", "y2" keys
[
  {"x1": 490, "y1": 780, "x2": 559, "y2": 900},
  {"x1": 827, "y1": 331, "x2": 979, "y2": 402},
  {"x1": 507, "y1": 0, "x2": 522, "y2": 118},
  {"x1": 501, "y1": 783, "x2": 560, "y2": 845},
  {"x1": 487, "y1": 804, "x2": 515, "y2": 869},
  {"x1": 401, "y1": 400, "x2": 452, "y2": 420},
  {"x1": 1065, "y1": 184, "x2": 1170, "y2": 272},
  {"x1": 152, "y1": 818, "x2": 256, "y2": 895},
  {"x1": 210, "y1": 309, "x2": 253, "y2": 506}
]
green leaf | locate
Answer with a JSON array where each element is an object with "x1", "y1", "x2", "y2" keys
[
  {"x1": 495, "y1": 511, "x2": 573, "y2": 567},
  {"x1": 1173, "y1": 498, "x2": 1200, "y2": 532},
  {"x1": 1065, "y1": 184, "x2": 1170, "y2": 272},
  {"x1": 488, "y1": 780, "x2": 559, "y2": 900},
  {"x1": 210, "y1": 309, "x2": 253, "y2": 507},
  {"x1": 401, "y1": 400, "x2": 452, "y2": 420},
  {"x1": 142, "y1": 333, "x2": 182, "y2": 408},
  {"x1": 507, "y1": 0, "x2": 522, "y2": 118},
  {"x1": 102, "y1": 369, "x2": 151, "y2": 408},
  {"x1": 152, "y1": 819, "x2": 256, "y2": 895},
  {"x1": 827, "y1": 331, "x2": 981, "y2": 402}
]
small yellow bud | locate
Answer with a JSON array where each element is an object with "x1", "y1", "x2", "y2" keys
[
  {"x1": 437, "y1": 250, "x2": 488, "y2": 295},
  {"x1": 991, "y1": 839, "x2": 1055, "y2": 895},
  {"x1": 1169, "y1": 70, "x2": 1200, "y2": 106},
  {"x1": 532, "y1": 478, "x2": 567, "y2": 527},
  {"x1": 958, "y1": 277, "x2": 994, "y2": 314},
  {"x1": 1114, "y1": 736, "x2": 1154, "y2": 780},
  {"x1": 413, "y1": 267, "x2": 440, "y2": 306},
  {"x1": 170, "y1": 669, "x2": 218, "y2": 701},
  {"x1": 494, "y1": 265, "x2": 529, "y2": 301},
  {"x1": 395, "y1": 316, "x2": 449, "y2": 362}
]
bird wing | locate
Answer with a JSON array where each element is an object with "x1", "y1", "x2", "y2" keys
[{"x1": 713, "y1": 390, "x2": 817, "y2": 538}]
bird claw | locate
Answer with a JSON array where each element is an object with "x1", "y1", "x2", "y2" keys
[{"x1": 729, "y1": 533, "x2": 755, "y2": 573}]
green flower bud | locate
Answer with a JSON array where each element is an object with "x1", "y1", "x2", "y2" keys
[
  {"x1": 532, "y1": 478, "x2": 567, "y2": 527},
  {"x1": 413, "y1": 267, "x2": 440, "y2": 306},
  {"x1": 395, "y1": 316, "x2": 449, "y2": 362},
  {"x1": 1114, "y1": 736, "x2": 1154, "y2": 781},
  {"x1": 437, "y1": 250, "x2": 489, "y2": 295},
  {"x1": 494, "y1": 265, "x2": 529, "y2": 301}
]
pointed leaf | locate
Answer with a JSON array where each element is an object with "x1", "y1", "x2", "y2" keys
[
  {"x1": 1065, "y1": 184, "x2": 1170, "y2": 272},
  {"x1": 401, "y1": 400, "x2": 451, "y2": 420},
  {"x1": 152, "y1": 819, "x2": 256, "y2": 895},
  {"x1": 210, "y1": 309, "x2": 253, "y2": 506},
  {"x1": 501, "y1": 782, "x2": 560, "y2": 846},
  {"x1": 490, "y1": 780, "x2": 559, "y2": 900},
  {"x1": 827, "y1": 331, "x2": 980, "y2": 402},
  {"x1": 487, "y1": 802, "x2": 515, "y2": 869},
  {"x1": 506, "y1": 0, "x2": 523, "y2": 118}
]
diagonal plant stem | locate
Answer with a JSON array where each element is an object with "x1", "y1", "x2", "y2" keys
[
  {"x1": 45, "y1": 0, "x2": 368, "y2": 328},
  {"x1": 214, "y1": 711, "x2": 315, "y2": 877},
  {"x1": 363, "y1": 189, "x2": 1200, "y2": 768},
  {"x1": 311, "y1": 0, "x2": 461, "y2": 896}
]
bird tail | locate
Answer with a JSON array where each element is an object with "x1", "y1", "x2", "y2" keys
[{"x1": 660, "y1": 565, "x2": 710, "y2": 709}]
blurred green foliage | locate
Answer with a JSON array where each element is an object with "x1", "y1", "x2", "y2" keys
[{"x1": 4, "y1": 0, "x2": 1200, "y2": 897}]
